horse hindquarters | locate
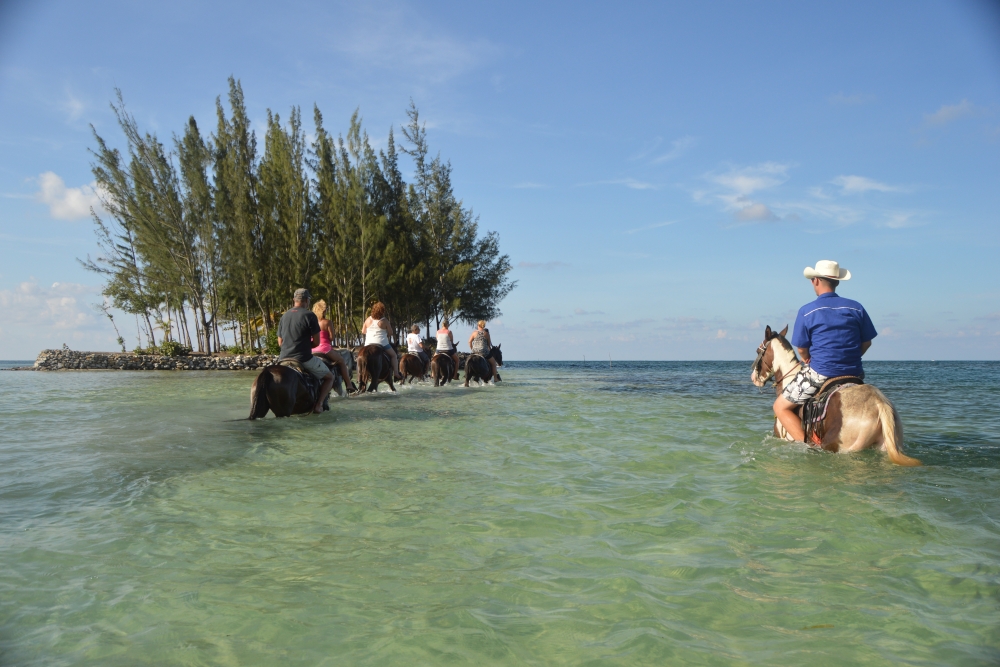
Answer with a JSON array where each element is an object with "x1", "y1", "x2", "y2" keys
[
  {"x1": 824, "y1": 385, "x2": 921, "y2": 466},
  {"x1": 249, "y1": 370, "x2": 272, "y2": 419}
]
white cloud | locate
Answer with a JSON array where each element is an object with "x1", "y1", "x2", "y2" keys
[
  {"x1": 883, "y1": 212, "x2": 919, "y2": 228},
  {"x1": 598, "y1": 178, "x2": 660, "y2": 190},
  {"x1": 34, "y1": 172, "x2": 101, "y2": 220},
  {"x1": 652, "y1": 136, "x2": 696, "y2": 163},
  {"x1": 831, "y1": 175, "x2": 903, "y2": 195},
  {"x1": 60, "y1": 90, "x2": 85, "y2": 122},
  {"x1": 734, "y1": 203, "x2": 778, "y2": 222},
  {"x1": 709, "y1": 162, "x2": 791, "y2": 198},
  {"x1": 334, "y1": 7, "x2": 500, "y2": 84},
  {"x1": 0, "y1": 281, "x2": 120, "y2": 358},
  {"x1": 924, "y1": 99, "x2": 977, "y2": 126}
]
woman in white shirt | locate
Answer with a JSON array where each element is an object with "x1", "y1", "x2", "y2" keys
[
  {"x1": 406, "y1": 325, "x2": 429, "y2": 372},
  {"x1": 436, "y1": 319, "x2": 460, "y2": 380},
  {"x1": 362, "y1": 302, "x2": 401, "y2": 380}
]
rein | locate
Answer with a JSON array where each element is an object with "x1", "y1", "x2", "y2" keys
[{"x1": 753, "y1": 339, "x2": 802, "y2": 396}]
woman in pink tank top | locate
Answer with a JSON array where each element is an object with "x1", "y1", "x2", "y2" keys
[{"x1": 309, "y1": 300, "x2": 356, "y2": 393}]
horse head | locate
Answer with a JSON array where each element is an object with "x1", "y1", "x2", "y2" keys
[
  {"x1": 751, "y1": 325, "x2": 789, "y2": 387},
  {"x1": 491, "y1": 343, "x2": 503, "y2": 366}
]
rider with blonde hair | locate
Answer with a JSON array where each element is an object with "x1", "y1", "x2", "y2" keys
[
  {"x1": 362, "y1": 302, "x2": 402, "y2": 381},
  {"x1": 310, "y1": 299, "x2": 356, "y2": 393},
  {"x1": 467, "y1": 320, "x2": 499, "y2": 382}
]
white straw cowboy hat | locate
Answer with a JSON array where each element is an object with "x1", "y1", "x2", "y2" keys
[{"x1": 803, "y1": 260, "x2": 851, "y2": 281}]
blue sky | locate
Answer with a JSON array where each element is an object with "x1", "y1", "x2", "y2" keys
[{"x1": 1, "y1": 0, "x2": 998, "y2": 360}]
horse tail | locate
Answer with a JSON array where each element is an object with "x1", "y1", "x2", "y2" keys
[
  {"x1": 249, "y1": 368, "x2": 272, "y2": 420},
  {"x1": 357, "y1": 350, "x2": 369, "y2": 393},
  {"x1": 874, "y1": 389, "x2": 921, "y2": 467}
]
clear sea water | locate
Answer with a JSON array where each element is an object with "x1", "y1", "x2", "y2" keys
[{"x1": 0, "y1": 361, "x2": 997, "y2": 665}]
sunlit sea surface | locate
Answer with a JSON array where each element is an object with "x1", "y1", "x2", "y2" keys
[{"x1": 1, "y1": 361, "x2": 997, "y2": 665}]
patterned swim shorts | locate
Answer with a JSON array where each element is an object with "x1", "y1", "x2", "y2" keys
[{"x1": 781, "y1": 365, "x2": 829, "y2": 405}]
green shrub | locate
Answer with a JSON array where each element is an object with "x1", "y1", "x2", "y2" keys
[
  {"x1": 158, "y1": 341, "x2": 191, "y2": 357},
  {"x1": 264, "y1": 329, "x2": 280, "y2": 355}
]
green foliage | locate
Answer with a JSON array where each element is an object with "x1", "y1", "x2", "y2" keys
[
  {"x1": 133, "y1": 341, "x2": 191, "y2": 356},
  {"x1": 264, "y1": 328, "x2": 280, "y2": 355},
  {"x1": 82, "y1": 83, "x2": 515, "y2": 353}
]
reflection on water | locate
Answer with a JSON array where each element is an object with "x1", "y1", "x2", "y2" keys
[{"x1": 0, "y1": 362, "x2": 998, "y2": 665}]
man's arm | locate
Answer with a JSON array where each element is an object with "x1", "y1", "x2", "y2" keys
[
  {"x1": 278, "y1": 337, "x2": 283, "y2": 346},
  {"x1": 797, "y1": 347, "x2": 810, "y2": 364},
  {"x1": 312, "y1": 332, "x2": 321, "y2": 347},
  {"x1": 860, "y1": 340, "x2": 872, "y2": 356}
]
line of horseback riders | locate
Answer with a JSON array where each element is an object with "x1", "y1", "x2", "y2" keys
[{"x1": 249, "y1": 288, "x2": 503, "y2": 419}]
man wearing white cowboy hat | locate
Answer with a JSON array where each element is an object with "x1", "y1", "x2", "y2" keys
[{"x1": 773, "y1": 260, "x2": 878, "y2": 442}]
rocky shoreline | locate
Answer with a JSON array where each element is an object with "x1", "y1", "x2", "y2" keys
[
  {"x1": 19, "y1": 348, "x2": 468, "y2": 371},
  {"x1": 27, "y1": 349, "x2": 280, "y2": 371}
]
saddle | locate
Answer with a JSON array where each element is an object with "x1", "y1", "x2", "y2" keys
[
  {"x1": 278, "y1": 359, "x2": 331, "y2": 411},
  {"x1": 800, "y1": 376, "x2": 864, "y2": 446}
]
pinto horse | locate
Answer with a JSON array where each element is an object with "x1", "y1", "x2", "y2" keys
[
  {"x1": 751, "y1": 325, "x2": 920, "y2": 466},
  {"x1": 248, "y1": 360, "x2": 340, "y2": 419},
  {"x1": 356, "y1": 344, "x2": 397, "y2": 394},
  {"x1": 399, "y1": 353, "x2": 427, "y2": 384},
  {"x1": 430, "y1": 353, "x2": 454, "y2": 386}
]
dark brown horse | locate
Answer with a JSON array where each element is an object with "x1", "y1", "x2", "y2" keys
[
  {"x1": 399, "y1": 352, "x2": 427, "y2": 384},
  {"x1": 430, "y1": 352, "x2": 454, "y2": 386},
  {"x1": 464, "y1": 345, "x2": 503, "y2": 386},
  {"x1": 248, "y1": 361, "x2": 338, "y2": 419},
  {"x1": 356, "y1": 344, "x2": 397, "y2": 394}
]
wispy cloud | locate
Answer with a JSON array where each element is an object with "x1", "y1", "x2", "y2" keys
[
  {"x1": 518, "y1": 261, "x2": 569, "y2": 270},
  {"x1": 709, "y1": 162, "x2": 791, "y2": 198},
  {"x1": 573, "y1": 308, "x2": 604, "y2": 316},
  {"x1": 59, "y1": 89, "x2": 85, "y2": 122},
  {"x1": 924, "y1": 99, "x2": 978, "y2": 126},
  {"x1": 831, "y1": 175, "x2": 904, "y2": 194},
  {"x1": 529, "y1": 308, "x2": 550, "y2": 314},
  {"x1": 34, "y1": 172, "x2": 101, "y2": 220},
  {"x1": 625, "y1": 220, "x2": 675, "y2": 234},
  {"x1": 652, "y1": 136, "x2": 696, "y2": 163},
  {"x1": 588, "y1": 178, "x2": 661, "y2": 190},
  {"x1": 333, "y1": 7, "x2": 500, "y2": 84},
  {"x1": 512, "y1": 182, "x2": 548, "y2": 189},
  {"x1": 734, "y1": 203, "x2": 778, "y2": 222},
  {"x1": 828, "y1": 92, "x2": 876, "y2": 105}
]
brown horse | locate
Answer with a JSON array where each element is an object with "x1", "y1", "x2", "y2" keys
[
  {"x1": 751, "y1": 325, "x2": 920, "y2": 466},
  {"x1": 464, "y1": 345, "x2": 503, "y2": 386},
  {"x1": 430, "y1": 353, "x2": 454, "y2": 386},
  {"x1": 399, "y1": 352, "x2": 427, "y2": 384},
  {"x1": 356, "y1": 344, "x2": 397, "y2": 394},
  {"x1": 248, "y1": 361, "x2": 338, "y2": 419}
]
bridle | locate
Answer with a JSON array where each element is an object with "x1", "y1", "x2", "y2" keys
[{"x1": 752, "y1": 337, "x2": 801, "y2": 395}]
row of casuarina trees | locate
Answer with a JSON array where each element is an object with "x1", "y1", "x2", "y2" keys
[{"x1": 83, "y1": 78, "x2": 515, "y2": 353}]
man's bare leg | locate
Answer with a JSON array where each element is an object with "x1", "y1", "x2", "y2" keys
[
  {"x1": 451, "y1": 352, "x2": 460, "y2": 379},
  {"x1": 488, "y1": 358, "x2": 498, "y2": 382},
  {"x1": 314, "y1": 373, "x2": 335, "y2": 414},
  {"x1": 773, "y1": 395, "x2": 805, "y2": 441}
]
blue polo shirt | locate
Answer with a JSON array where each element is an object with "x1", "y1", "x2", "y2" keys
[{"x1": 791, "y1": 292, "x2": 877, "y2": 378}]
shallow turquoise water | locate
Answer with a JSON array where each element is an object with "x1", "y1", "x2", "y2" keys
[{"x1": 0, "y1": 361, "x2": 998, "y2": 665}]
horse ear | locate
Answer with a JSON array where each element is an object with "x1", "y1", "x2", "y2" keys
[
  {"x1": 497, "y1": 343, "x2": 501, "y2": 349},
  {"x1": 764, "y1": 325, "x2": 773, "y2": 338},
  {"x1": 778, "y1": 324, "x2": 788, "y2": 337}
]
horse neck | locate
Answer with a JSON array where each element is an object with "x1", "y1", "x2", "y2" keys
[{"x1": 771, "y1": 339, "x2": 800, "y2": 387}]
